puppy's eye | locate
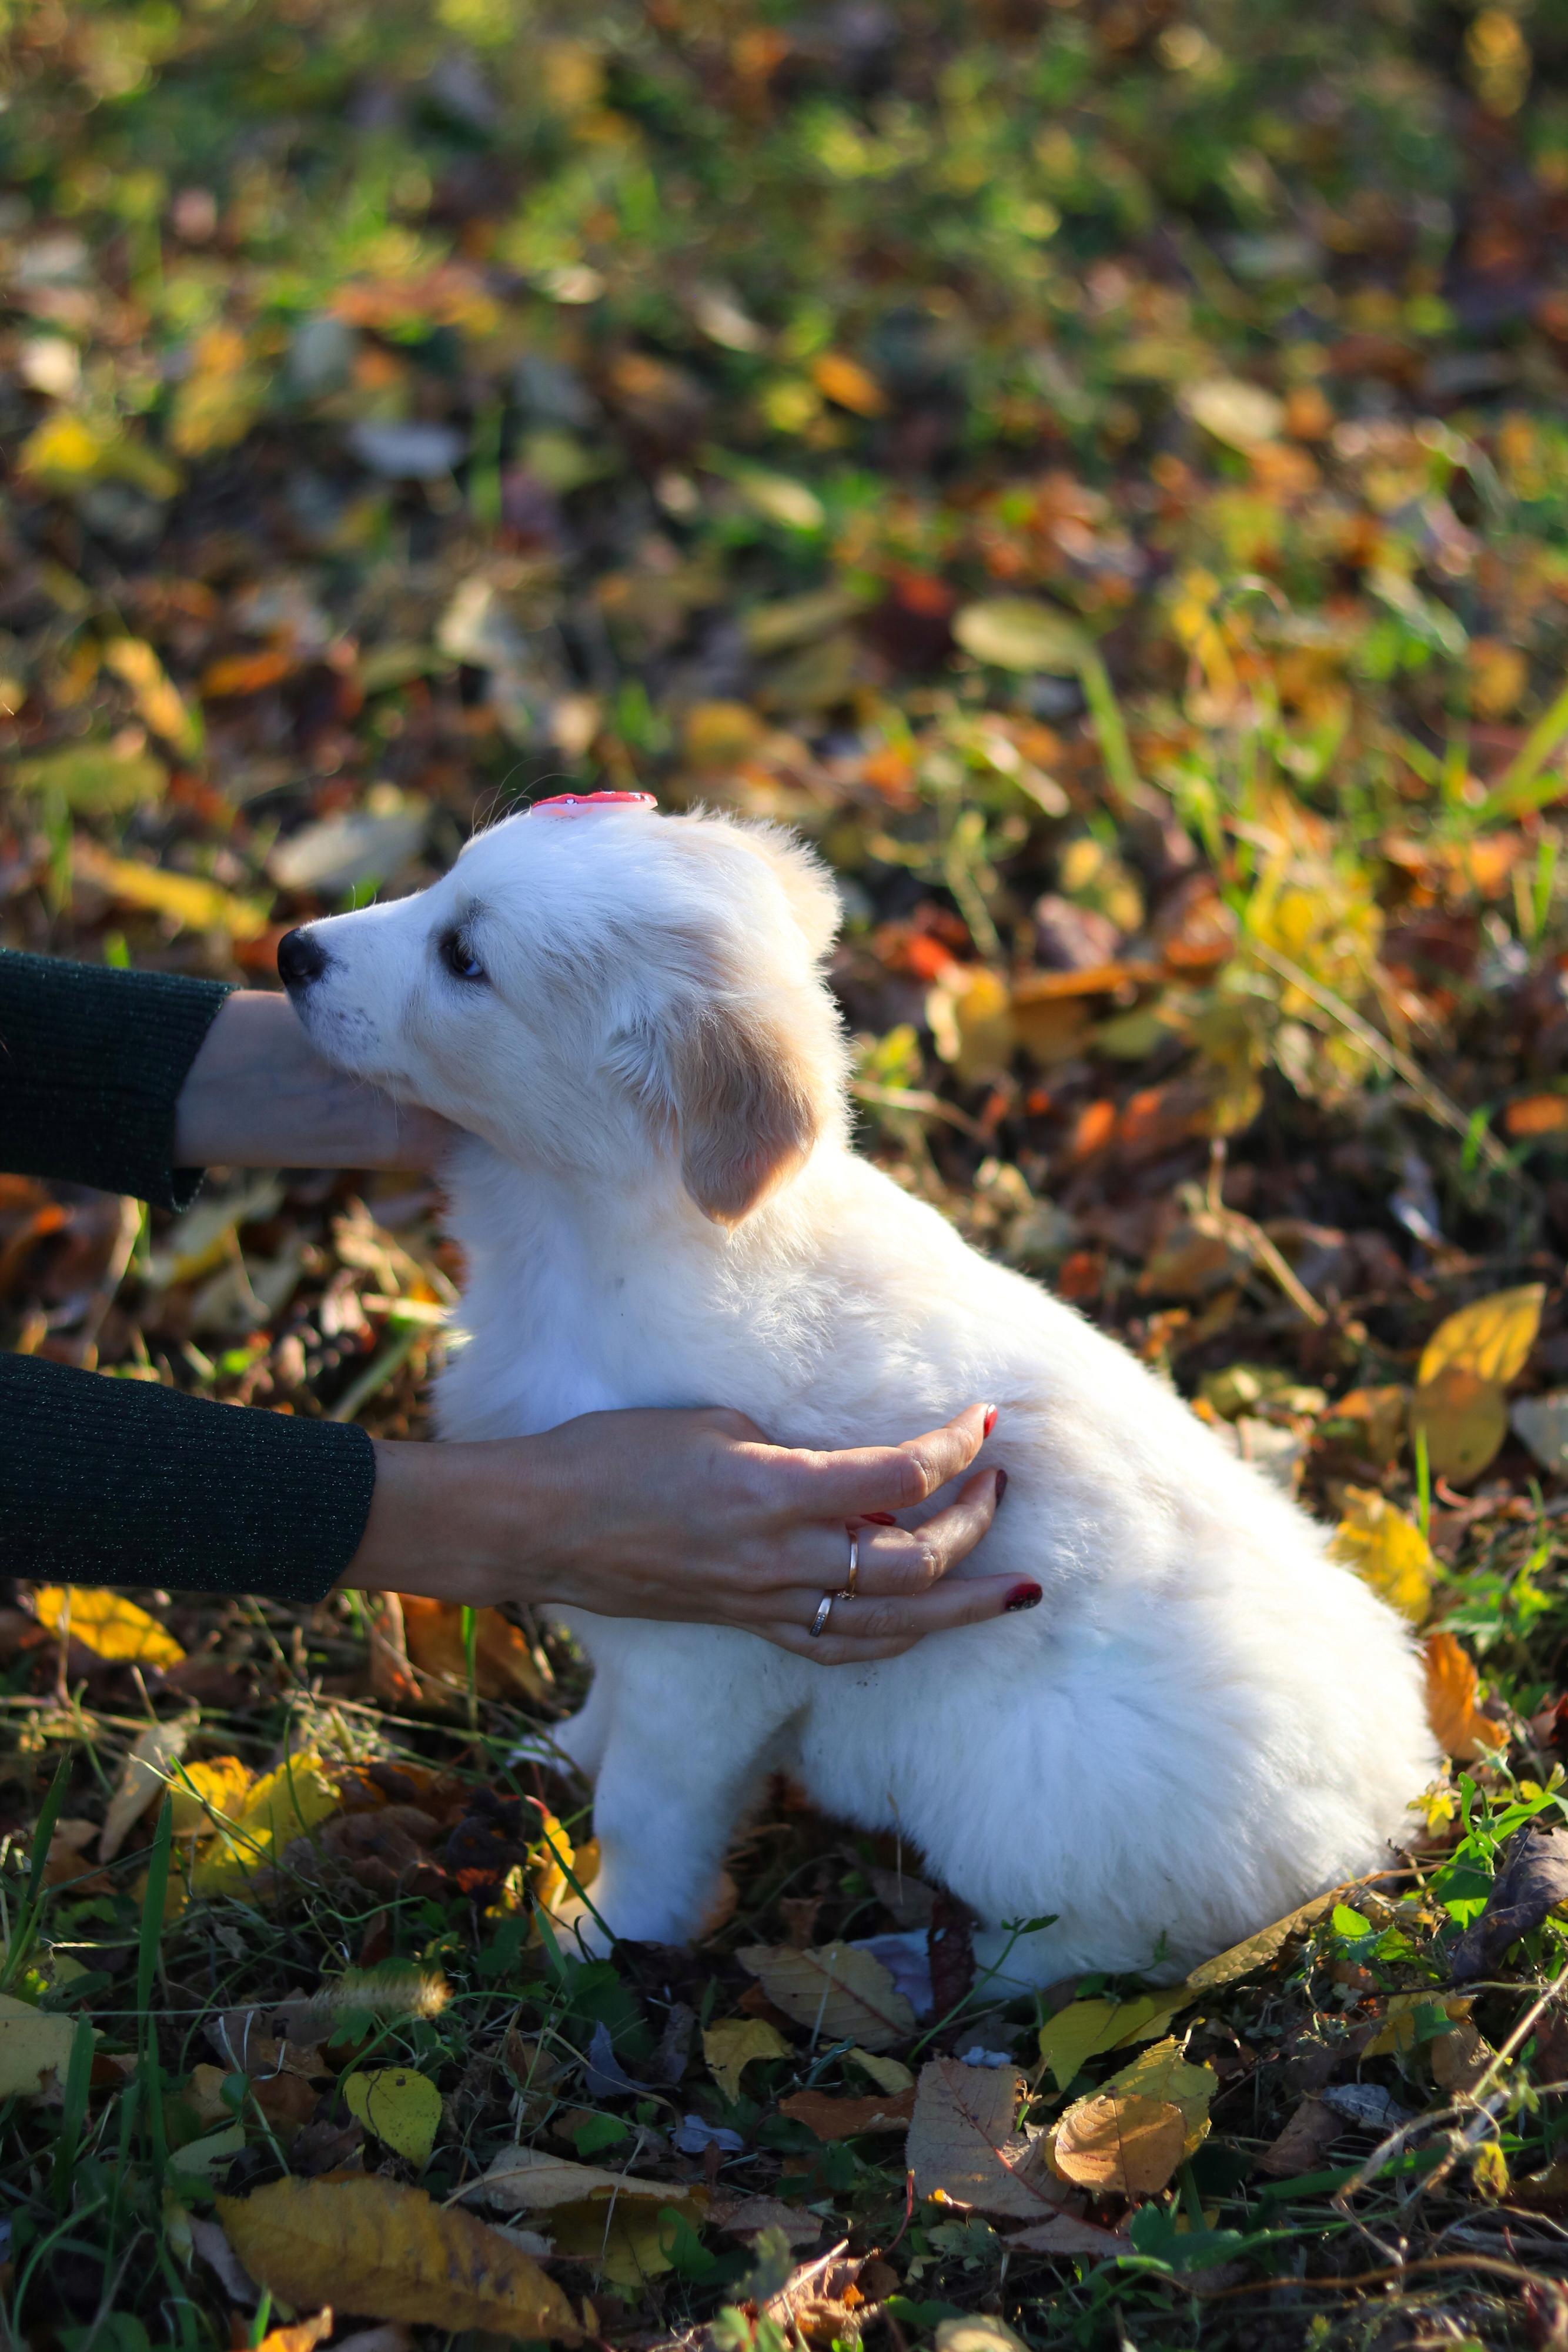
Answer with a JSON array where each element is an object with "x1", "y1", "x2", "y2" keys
[{"x1": 440, "y1": 930, "x2": 487, "y2": 984}]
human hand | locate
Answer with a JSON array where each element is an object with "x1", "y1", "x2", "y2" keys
[
  {"x1": 174, "y1": 990, "x2": 456, "y2": 1171},
  {"x1": 351, "y1": 1402, "x2": 1034, "y2": 1661}
]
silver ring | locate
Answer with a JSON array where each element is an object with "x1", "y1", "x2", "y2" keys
[
  {"x1": 808, "y1": 1591, "x2": 835, "y2": 1639},
  {"x1": 843, "y1": 1529, "x2": 859, "y2": 1599}
]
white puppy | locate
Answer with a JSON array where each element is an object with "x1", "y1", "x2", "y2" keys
[{"x1": 281, "y1": 797, "x2": 1435, "y2": 1984}]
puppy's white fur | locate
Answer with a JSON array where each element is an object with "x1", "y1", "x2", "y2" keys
[{"x1": 287, "y1": 804, "x2": 1436, "y2": 1983}]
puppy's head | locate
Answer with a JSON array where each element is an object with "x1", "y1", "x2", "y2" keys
[{"x1": 278, "y1": 801, "x2": 848, "y2": 1224}]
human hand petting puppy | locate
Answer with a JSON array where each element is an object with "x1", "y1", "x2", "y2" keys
[
  {"x1": 343, "y1": 1402, "x2": 1023, "y2": 1663},
  {"x1": 174, "y1": 993, "x2": 1020, "y2": 1660}
]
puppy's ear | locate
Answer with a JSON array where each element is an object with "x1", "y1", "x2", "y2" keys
[
  {"x1": 671, "y1": 997, "x2": 824, "y2": 1225},
  {"x1": 609, "y1": 993, "x2": 829, "y2": 1226}
]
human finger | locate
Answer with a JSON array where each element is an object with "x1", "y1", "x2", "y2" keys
[
  {"x1": 759, "y1": 1566, "x2": 1038, "y2": 1661},
  {"x1": 846, "y1": 1468, "x2": 1002, "y2": 1598},
  {"x1": 775, "y1": 1402, "x2": 998, "y2": 1519}
]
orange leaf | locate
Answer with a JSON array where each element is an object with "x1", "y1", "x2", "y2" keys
[
  {"x1": 397, "y1": 1596, "x2": 547, "y2": 1706},
  {"x1": 1425, "y1": 1631, "x2": 1508, "y2": 1763},
  {"x1": 812, "y1": 353, "x2": 888, "y2": 416},
  {"x1": 1504, "y1": 1095, "x2": 1568, "y2": 1139},
  {"x1": 777, "y1": 2088, "x2": 915, "y2": 2141},
  {"x1": 1050, "y1": 2093, "x2": 1186, "y2": 2198},
  {"x1": 202, "y1": 647, "x2": 299, "y2": 699}
]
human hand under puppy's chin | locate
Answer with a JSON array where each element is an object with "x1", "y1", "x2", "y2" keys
[{"x1": 343, "y1": 1402, "x2": 1032, "y2": 1663}]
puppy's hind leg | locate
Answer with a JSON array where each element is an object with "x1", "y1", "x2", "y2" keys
[{"x1": 564, "y1": 1689, "x2": 794, "y2": 1953}]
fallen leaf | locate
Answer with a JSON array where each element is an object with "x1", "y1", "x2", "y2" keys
[
  {"x1": 1036, "y1": 1993, "x2": 1192, "y2": 2092},
  {"x1": 10, "y1": 740, "x2": 165, "y2": 811},
  {"x1": 778, "y1": 2087, "x2": 915, "y2": 2140},
  {"x1": 1331, "y1": 1488, "x2": 1436, "y2": 1623},
  {"x1": 251, "y1": 2311, "x2": 333, "y2": 2352},
  {"x1": 1450, "y1": 1822, "x2": 1568, "y2": 1981},
  {"x1": 737, "y1": 1943, "x2": 916, "y2": 2052},
  {"x1": 1002, "y1": 2214, "x2": 1131, "y2": 2257},
  {"x1": 343, "y1": 2067, "x2": 442, "y2": 2167},
  {"x1": 1101, "y1": 2038, "x2": 1215, "y2": 2153},
  {"x1": 1049, "y1": 2094, "x2": 1186, "y2": 2197},
  {"x1": 0, "y1": 1994, "x2": 91, "y2": 2097},
  {"x1": 907, "y1": 2059, "x2": 1062, "y2": 2220},
  {"x1": 812, "y1": 352, "x2": 888, "y2": 416},
  {"x1": 703, "y1": 2016, "x2": 791, "y2": 2102},
  {"x1": 32, "y1": 1586, "x2": 185, "y2": 1669},
  {"x1": 935, "y1": 2321, "x2": 1031, "y2": 2352},
  {"x1": 460, "y1": 2146, "x2": 687, "y2": 2214},
  {"x1": 102, "y1": 637, "x2": 203, "y2": 759},
  {"x1": 1419, "y1": 1285, "x2": 1545, "y2": 1387},
  {"x1": 1363, "y1": 1992, "x2": 1473, "y2": 2057},
  {"x1": 1409, "y1": 1365, "x2": 1510, "y2": 1484},
  {"x1": 396, "y1": 1596, "x2": 547, "y2": 1707},
  {"x1": 169, "y1": 2124, "x2": 248, "y2": 2187},
  {"x1": 189, "y1": 1752, "x2": 341, "y2": 1897},
  {"x1": 201, "y1": 646, "x2": 299, "y2": 699},
  {"x1": 1424, "y1": 1631, "x2": 1508, "y2": 1762},
  {"x1": 1182, "y1": 376, "x2": 1285, "y2": 449},
  {"x1": 1183, "y1": 1890, "x2": 1339, "y2": 1990},
  {"x1": 1504, "y1": 1094, "x2": 1568, "y2": 1138},
  {"x1": 216, "y1": 2176, "x2": 579, "y2": 2337},
  {"x1": 100, "y1": 1715, "x2": 196, "y2": 1862},
  {"x1": 1259, "y1": 2097, "x2": 1340, "y2": 2179},
  {"x1": 1432, "y1": 2019, "x2": 1494, "y2": 2093},
  {"x1": 710, "y1": 2195, "x2": 821, "y2": 2247},
  {"x1": 547, "y1": 2196, "x2": 704, "y2": 2293},
  {"x1": 72, "y1": 841, "x2": 271, "y2": 941},
  {"x1": 269, "y1": 798, "x2": 429, "y2": 896},
  {"x1": 1512, "y1": 1392, "x2": 1568, "y2": 1475},
  {"x1": 952, "y1": 598, "x2": 1092, "y2": 673},
  {"x1": 848, "y1": 2046, "x2": 915, "y2": 2094},
  {"x1": 170, "y1": 1755, "x2": 255, "y2": 1839}
]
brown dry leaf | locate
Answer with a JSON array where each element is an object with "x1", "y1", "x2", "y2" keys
[
  {"x1": 1259, "y1": 2097, "x2": 1340, "y2": 2179},
  {"x1": 710, "y1": 2194, "x2": 822, "y2": 2248},
  {"x1": 1049, "y1": 2093, "x2": 1186, "y2": 2198},
  {"x1": 737, "y1": 1943, "x2": 916, "y2": 2052},
  {"x1": 703, "y1": 2016, "x2": 791, "y2": 2102},
  {"x1": 1432, "y1": 2019, "x2": 1493, "y2": 2093},
  {"x1": 1326, "y1": 1384, "x2": 1410, "y2": 1465},
  {"x1": 1183, "y1": 1889, "x2": 1339, "y2": 1991},
  {"x1": 778, "y1": 2087, "x2": 915, "y2": 2140},
  {"x1": 100, "y1": 1715, "x2": 196, "y2": 1862},
  {"x1": 1409, "y1": 1365, "x2": 1510, "y2": 1484},
  {"x1": 907, "y1": 2059, "x2": 1063, "y2": 2221},
  {"x1": 1004, "y1": 2214, "x2": 1131, "y2": 2257},
  {"x1": 216, "y1": 2176, "x2": 579, "y2": 2338},
  {"x1": 1424, "y1": 1630, "x2": 1508, "y2": 1762}
]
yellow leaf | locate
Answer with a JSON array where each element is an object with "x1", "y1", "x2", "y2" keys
[
  {"x1": 0, "y1": 1993, "x2": 93, "y2": 2097},
  {"x1": 170, "y1": 1756, "x2": 254, "y2": 1840},
  {"x1": 100, "y1": 1715, "x2": 195, "y2": 1863},
  {"x1": 462, "y1": 2145, "x2": 697, "y2": 2214},
  {"x1": 1417, "y1": 1285, "x2": 1544, "y2": 1387},
  {"x1": 1424, "y1": 1630, "x2": 1509, "y2": 1762},
  {"x1": 848, "y1": 2046, "x2": 915, "y2": 2095},
  {"x1": 1049, "y1": 2093, "x2": 1186, "y2": 2197},
  {"x1": 32, "y1": 1586, "x2": 185, "y2": 1669},
  {"x1": 952, "y1": 598, "x2": 1092, "y2": 673},
  {"x1": 343, "y1": 2066, "x2": 442, "y2": 2167},
  {"x1": 812, "y1": 352, "x2": 888, "y2": 416},
  {"x1": 1330, "y1": 1489, "x2": 1436, "y2": 1623},
  {"x1": 736, "y1": 1943, "x2": 917, "y2": 2053},
  {"x1": 927, "y1": 965, "x2": 1015, "y2": 1085},
  {"x1": 18, "y1": 413, "x2": 180, "y2": 498},
  {"x1": 189, "y1": 1752, "x2": 340, "y2": 1898},
  {"x1": 216, "y1": 2176, "x2": 579, "y2": 2338},
  {"x1": 1101, "y1": 2037, "x2": 1215, "y2": 2153},
  {"x1": 1409, "y1": 1367, "x2": 1510, "y2": 1485},
  {"x1": 103, "y1": 637, "x2": 203, "y2": 760},
  {"x1": 1037, "y1": 1993, "x2": 1192, "y2": 2090},
  {"x1": 169, "y1": 328, "x2": 268, "y2": 457},
  {"x1": 1183, "y1": 1890, "x2": 1339, "y2": 1991},
  {"x1": 703, "y1": 2016, "x2": 791, "y2": 2103},
  {"x1": 1182, "y1": 376, "x2": 1285, "y2": 449},
  {"x1": 72, "y1": 841, "x2": 271, "y2": 941},
  {"x1": 1363, "y1": 1992, "x2": 1472, "y2": 2059},
  {"x1": 547, "y1": 2196, "x2": 706, "y2": 2292}
]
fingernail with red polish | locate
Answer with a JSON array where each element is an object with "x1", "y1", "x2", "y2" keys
[
  {"x1": 862, "y1": 1511, "x2": 898, "y2": 1526},
  {"x1": 982, "y1": 1405, "x2": 998, "y2": 1438},
  {"x1": 995, "y1": 1469, "x2": 1008, "y2": 1503},
  {"x1": 1004, "y1": 1582, "x2": 1041, "y2": 1612}
]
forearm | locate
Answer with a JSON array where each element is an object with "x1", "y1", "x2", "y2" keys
[
  {"x1": 340, "y1": 1436, "x2": 543, "y2": 1607},
  {"x1": 173, "y1": 990, "x2": 454, "y2": 1171}
]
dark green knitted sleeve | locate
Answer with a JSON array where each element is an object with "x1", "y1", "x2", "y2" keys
[
  {"x1": 0, "y1": 1355, "x2": 376, "y2": 1602},
  {"x1": 0, "y1": 947, "x2": 232, "y2": 1211}
]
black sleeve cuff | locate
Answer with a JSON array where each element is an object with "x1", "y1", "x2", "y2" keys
[
  {"x1": 0, "y1": 950, "x2": 232, "y2": 1210},
  {"x1": 0, "y1": 1356, "x2": 376, "y2": 1604}
]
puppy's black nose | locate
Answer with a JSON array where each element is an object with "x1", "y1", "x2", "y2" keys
[{"x1": 278, "y1": 927, "x2": 330, "y2": 988}]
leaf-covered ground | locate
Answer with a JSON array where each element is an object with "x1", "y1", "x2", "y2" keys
[{"x1": 8, "y1": 1, "x2": 1568, "y2": 2346}]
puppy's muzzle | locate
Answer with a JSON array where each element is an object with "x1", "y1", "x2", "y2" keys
[{"x1": 278, "y1": 927, "x2": 332, "y2": 992}]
